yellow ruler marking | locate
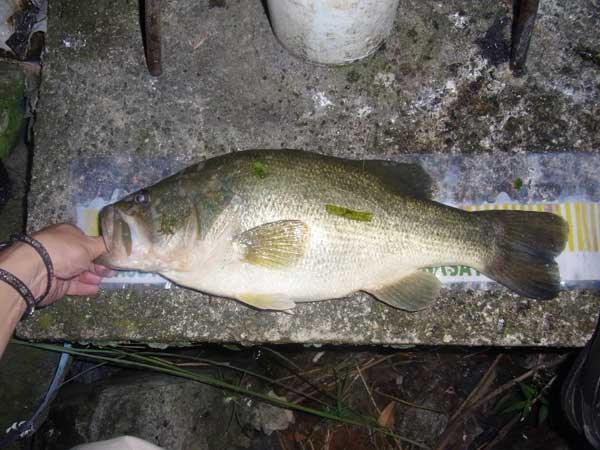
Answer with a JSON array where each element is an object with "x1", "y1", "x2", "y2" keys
[
  {"x1": 574, "y1": 203, "x2": 586, "y2": 251},
  {"x1": 585, "y1": 203, "x2": 592, "y2": 251},
  {"x1": 564, "y1": 203, "x2": 575, "y2": 252},
  {"x1": 594, "y1": 203, "x2": 600, "y2": 252},
  {"x1": 582, "y1": 203, "x2": 592, "y2": 252}
]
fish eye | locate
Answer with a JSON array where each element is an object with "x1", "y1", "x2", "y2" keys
[{"x1": 134, "y1": 191, "x2": 149, "y2": 205}]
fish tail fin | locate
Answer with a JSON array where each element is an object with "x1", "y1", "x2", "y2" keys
[{"x1": 476, "y1": 210, "x2": 568, "y2": 299}]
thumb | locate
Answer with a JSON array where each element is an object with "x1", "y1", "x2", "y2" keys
[{"x1": 86, "y1": 235, "x2": 109, "y2": 259}]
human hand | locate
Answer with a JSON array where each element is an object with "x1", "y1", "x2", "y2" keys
[{"x1": 31, "y1": 224, "x2": 115, "y2": 306}]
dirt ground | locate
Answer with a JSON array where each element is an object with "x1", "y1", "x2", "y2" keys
[{"x1": 31, "y1": 344, "x2": 587, "y2": 450}]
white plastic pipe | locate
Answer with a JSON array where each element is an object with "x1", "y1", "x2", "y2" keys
[{"x1": 266, "y1": 0, "x2": 400, "y2": 65}]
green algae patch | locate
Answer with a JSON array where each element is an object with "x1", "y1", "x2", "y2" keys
[
  {"x1": 325, "y1": 204, "x2": 373, "y2": 222},
  {"x1": 513, "y1": 178, "x2": 523, "y2": 190},
  {"x1": 252, "y1": 161, "x2": 270, "y2": 179},
  {"x1": 36, "y1": 313, "x2": 52, "y2": 332}
]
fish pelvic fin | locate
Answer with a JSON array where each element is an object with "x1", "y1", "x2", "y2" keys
[
  {"x1": 237, "y1": 293, "x2": 296, "y2": 311},
  {"x1": 237, "y1": 220, "x2": 309, "y2": 269},
  {"x1": 477, "y1": 210, "x2": 568, "y2": 300},
  {"x1": 364, "y1": 271, "x2": 441, "y2": 311}
]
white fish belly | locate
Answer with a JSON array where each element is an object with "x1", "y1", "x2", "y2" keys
[{"x1": 171, "y1": 221, "x2": 422, "y2": 302}]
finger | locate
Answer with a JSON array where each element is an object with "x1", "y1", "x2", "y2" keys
[
  {"x1": 78, "y1": 271, "x2": 103, "y2": 285},
  {"x1": 87, "y1": 235, "x2": 109, "y2": 259},
  {"x1": 91, "y1": 264, "x2": 117, "y2": 278},
  {"x1": 66, "y1": 280, "x2": 101, "y2": 296}
]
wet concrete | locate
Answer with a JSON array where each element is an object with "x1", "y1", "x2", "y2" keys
[{"x1": 18, "y1": 0, "x2": 600, "y2": 346}]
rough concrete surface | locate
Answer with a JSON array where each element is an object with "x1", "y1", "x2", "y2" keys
[{"x1": 19, "y1": 0, "x2": 600, "y2": 345}]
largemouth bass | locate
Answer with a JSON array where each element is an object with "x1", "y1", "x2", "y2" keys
[{"x1": 99, "y1": 150, "x2": 568, "y2": 311}]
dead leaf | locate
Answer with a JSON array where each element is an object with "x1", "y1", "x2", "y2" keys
[
  {"x1": 294, "y1": 432, "x2": 307, "y2": 442},
  {"x1": 377, "y1": 401, "x2": 396, "y2": 429}
]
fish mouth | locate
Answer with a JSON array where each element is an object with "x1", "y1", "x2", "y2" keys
[{"x1": 99, "y1": 205, "x2": 132, "y2": 264}]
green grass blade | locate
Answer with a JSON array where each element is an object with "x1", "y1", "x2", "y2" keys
[
  {"x1": 140, "y1": 351, "x2": 330, "y2": 407},
  {"x1": 11, "y1": 340, "x2": 430, "y2": 449}
]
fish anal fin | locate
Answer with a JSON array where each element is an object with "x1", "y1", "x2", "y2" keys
[
  {"x1": 237, "y1": 220, "x2": 309, "y2": 269},
  {"x1": 365, "y1": 271, "x2": 441, "y2": 311},
  {"x1": 238, "y1": 293, "x2": 296, "y2": 311}
]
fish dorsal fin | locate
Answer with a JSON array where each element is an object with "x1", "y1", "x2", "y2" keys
[
  {"x1": 348, "y1": 159, "x2": 433, "y2": 199},
  {"x1": 364, "y1": 271, "x2": 441, "y2": 311},
  {"x1": 237, "y1": 220, "x2": 309, "y2": 269},
  {"x1": 237, "y1": 293, "x2": 296, "y2": 311}
]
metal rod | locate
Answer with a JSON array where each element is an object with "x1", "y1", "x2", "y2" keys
[
  {"x1": 143, "y1": 0, "x2": 162, "y2": 77},
  {"x1": 510, "y1": 0, "x2": 540, "y2": 76}
]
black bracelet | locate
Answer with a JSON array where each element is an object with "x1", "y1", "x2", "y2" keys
[
  {"x1": 9, "y1": 234, "x2": 54, "y2": 305},
  {"x1": 0, "y1": 268, "x2": 36, "y2": 318}
]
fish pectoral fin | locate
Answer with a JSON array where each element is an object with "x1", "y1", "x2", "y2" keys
[
  {"x1": 237, "y1": 220, "x2": 309, "y2": 269},
  {"x1": 364, "y1": 271, "x2": 441, "y2": 311},
  {"x1": 237, "y1": 293, "x2": 296, "y2": 311}
]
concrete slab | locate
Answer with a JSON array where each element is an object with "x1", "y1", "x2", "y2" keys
[{"x1": 18, "y1": 0, "x2": 600, "y2": 346}]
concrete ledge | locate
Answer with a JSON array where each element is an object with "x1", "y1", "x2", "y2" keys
[{"x1": 17, "y1": 289, "x2": 600, "y2": 347}]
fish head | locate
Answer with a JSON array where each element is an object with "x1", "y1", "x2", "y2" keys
[{"x1": 99, "y1": 181, "x2": 200, "y2": 272}]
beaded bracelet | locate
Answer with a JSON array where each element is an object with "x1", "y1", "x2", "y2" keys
[
  {"x1": 0, "y1": 234, "x2": 54, "y2": 319},
  {"x1": 9, "y1": 234, "x2": 54, "y2": 305}
]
